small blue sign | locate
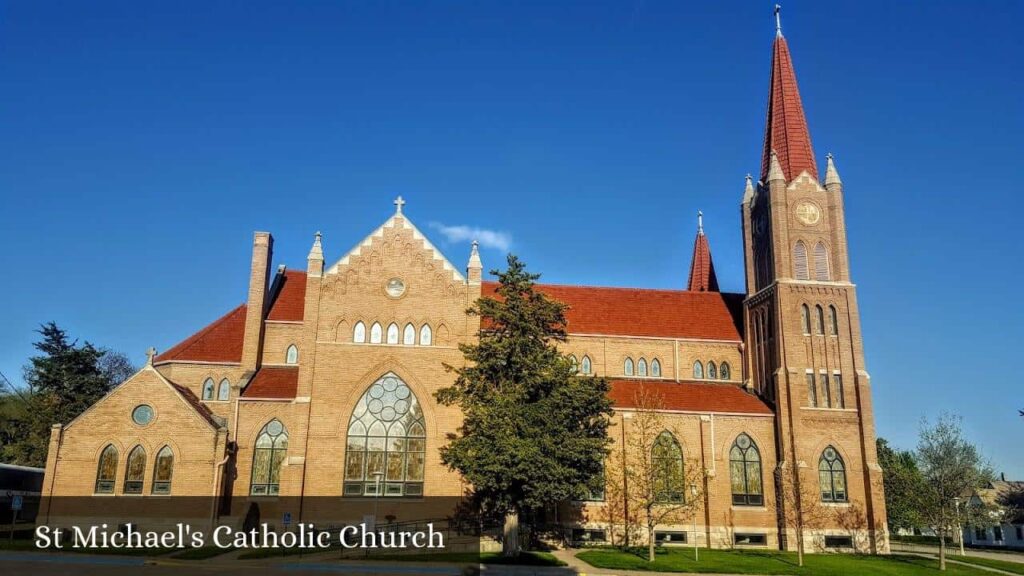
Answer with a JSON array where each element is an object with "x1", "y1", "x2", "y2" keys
[
  {"x1": 11, "y1": 495, "x2": 23, "y2": 511},
  {"x1": 282, "y1": 512, "x2": 292, "y2": 526}
]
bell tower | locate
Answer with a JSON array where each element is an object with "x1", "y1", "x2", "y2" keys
[{"x1": 740, "y1": 7, "x2": 888, "y2": 552}]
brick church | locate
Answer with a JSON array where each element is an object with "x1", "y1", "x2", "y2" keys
[{"x1": 40, "y1": 19, "x2": 888, "y2": 553}]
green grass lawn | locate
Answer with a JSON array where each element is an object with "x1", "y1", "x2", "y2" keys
[
  {"x1": 576, "y1": 547, "x2": 997, "y2": 575},
  {"x1": 169, "y1": 545, "x2": 238, "y2": 560},
  {"x1": 0, "y1": 537, "x2": 176, "y2": 556},
  {"x1": 370, "y1": 551, "x2": 565, "y2": 566},
  {"x1": 949, "y1": 555, "x2": 1024, "y2": 575}
]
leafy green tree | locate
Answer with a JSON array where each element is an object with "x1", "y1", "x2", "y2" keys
[
  {"x1": 436, "y1": 255, "x2": 613, "y2": 556},
  {"x1": 877, "y1": 438, "x2": 926, "y2": 533}
]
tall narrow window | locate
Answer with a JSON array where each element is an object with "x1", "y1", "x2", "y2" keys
[
  {"x1": 833, "y1": 373, "x2": 845, "y2": 409},
  {"x1": 419, "y1": 324, "x2": 432, "y2": 346},
  {"x1": 652, "y1": 432, "x2": 685, "y2": 503},
  {"x1": 814, "y1": 242, "x2": 830, "y2": 281},
  {"x1": 124, "y1": 445, "x2": 146, "y2": 494},
  {"x1": 403, "y1": 323, "x2": 415, "y2": 346},
  {"x1": 730, "y1": 434, "x2": 763, "y2": 506},
  {"x1": 202, "y1": 378, "x2": 215, "y2": 401},
  {"x1": 806, "y1": 372, "x2": 817, "y2": 407},
  {"x1": 637, "y1": 358, "x2": 648, "y2": 377},
  {"x1": 820, "y1": 373, "x2": 832, "y2": 408},
  {"x1": 343, "y1": 372, "x2": 426, "y2": 497},
  {"x1": 815, "y1": 305, "x2": 825, "y2": 335},
  {"x1": 386, "y1": 323, "x2": 399, "y2": 344},
  {"x1": 707, "y1": 361, "x2": 718, "y2": 379},
  {"x1": 651, "y1": 359, "x2": 662, "y2": 377},
  {"x1": 794, "y1": 241, "x2": 809, "y2": 280},
  {"x1": 693, "y1": 361, "x2": 704, "y2": 379},
  {"x1": 251, "y1": 419, "x2": 288, "y2": 495},
  {"x1": 568, "y1": 355, "x2": 578, "y2": 372},
  {"x1": 829, "y1": 305, "x2": 839, "y2": 336},
  {"x1": 801, "y1": 304, "x2": 811, "y2": 335},
  {"x1": 581, "y1": 356, "x2": 592, "y2": 375},
  {"x1": 720, "y1": 362, "x2": 731, "y2": 380},
  {"x1": 95, "y1": 444, "x2": 118, "y2": 494},
  {"x1": 152, "y1": 446, "x2": 173, "y2": 495},
  {"x1": 218, "y1": 378, "x2": 230, "y2": 401},
  {"x1": 370, "y1": 323, "x2": 383, "y2": 344},
  {"x1": 285, "y1": 344, "x2": 298, "y2": 364},
  {"x1": 624, "y1": 358, "x2": 634, "y2": 376},
  {"x1": 353, "y1": 321, "x2": 367, "y2": 343},
  {"x1": 819, "y1": 447, "x2": 848, "y2": 502}
]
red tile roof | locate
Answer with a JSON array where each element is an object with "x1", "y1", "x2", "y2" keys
[
  {"x1": 154, "y1": 305, "x2": 247, "y2": 364},
  {"x1": 609, "y1": 379, "x2": 772, "y2": 415},
  {"x1": 169, "y1": 381, "x2": 222, "y2": 428},
  {"x1": 687, "y1": 229, "x2": 719, "y2": 293},
  {"x1": 267, "y1": 270, "x2": 306, "y2": 322},
  {"x1": 760, "y1": 33, "x2": 818, "y2": 183},
  {"x1": 242, "y1": 366, "x2": 299, "y2": 399},
  {"x1": 483, "y1": 282, "x2": 743, "y2": 341}
]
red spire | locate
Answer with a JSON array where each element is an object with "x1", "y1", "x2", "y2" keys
[
  {"x1": 687, "y1": 211, "x2": 719, "y2": 292},
  {"x1": 760, "y1": 27, "x2": 818, "y2": 183}
]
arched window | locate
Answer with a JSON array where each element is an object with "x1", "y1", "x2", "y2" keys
[
  {"x1": 707, "y1": 361, "x2": 718, "y2": 380},
  {"x1": 568, "y1": 355, "x2": 578, "y2": 373},
  {"x1": 652, "y1": 432, "x2": 685, "y2": 503},
  {"x1": 801, "y1": 304, "x2": 811, "y2": 335},
  {"x1": 285, "y1": 344, "x2": 298, "y2": 364},
  {"x1": 794, "y1": 241, "x2": 809, "y2": 280},
  {"x1": 403, "y1": 323, "x2": 416, "y2": 346},
  {"x1": 720, "y1": 362, "x2": 731, "y2": 380},
  {"x1": 202, "y1": 378, "x2": 215, "y2": 401},
  {"x1": 370, "y1": 323, "x2": 383, "y2": 344},
  {"x1": 814, "y1": 242, "x2": 830, "y2": 281},
  {"x1": 218, "y1": 378, "x2": 230, "y2": 401},
  {"x1": 651, "y1": 358, "x2": 662, "y2": 377},
  {"x1": 152, "y1": 446, "x2": 173, "y2": 495},
  {"x1": 815, "y1": 305, "x2": 825, "y2": 335},
  {"x1": 637, "y1": 358, "x2": 648, "y2": 377},
  {"x1": 344, "y1": 372, "x2": 426, "y2": 497},
  {"x1": 829, "y1": 305, "x2": 839, "y2": 336},
  {"x1": 354, "y1": 322, "x2": 367, "y2": 343},
  {"x1": 581, "y1": 355, "x2": 592, "y2": 375},
  {"x1": 730, "y1": 434, "x2": 763, "y2": 506},
  {"x1": 386, "y1": 323, "x2": 399, "y2": 345},
  {"x1": 819, "y1": 446, "x2": 848, "y2": 502},
  {"x1": 124, "y1": 445, "x2": 146, "y2": 494},
  {"x1": 624, "y1": 358, "x2": 634, "y2": 376},
  {"x1": 95, "y1": 444, "x2": 118, "y2": 494},
  {"x1": 251, "y1": 419, "x2": 288, "y2": 495},
  {"x1": 693, "y1": 361, "x2": 704, "y2": 379},
  {"x1": 419, "y1": 325, "x2": 432, "y2": 346}
]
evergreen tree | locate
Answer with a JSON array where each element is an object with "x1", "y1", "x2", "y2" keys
[
  {"x1": 436, "y1": 255, "x2": 613, "y2": 556},
  {"x1": 877, "y1": 438, "x2": 926, "y2": 533}
]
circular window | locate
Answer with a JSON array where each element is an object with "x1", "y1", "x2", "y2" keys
[
  {"x1": 132, "y1": 405, "x2": 154, "y2": 426},
  {"x1": 385, "y1": 278, "x2": 406, "y2": 298},
  {"x1": 266, "y1": 420, "x2": 284, "y2": 436}
]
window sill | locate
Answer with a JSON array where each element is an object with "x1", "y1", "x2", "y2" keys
[
  {"x1": 822, "y1": 502, "x2": 850, "y2": 508},
  {"x1": 730, "y1": 505, "x2": 768, "y2": 511}
]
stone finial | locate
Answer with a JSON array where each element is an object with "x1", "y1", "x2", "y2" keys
[
  {"x1": 825, "y1": 153, "x2": 842, "y2": 186},
  {"x1": 774, "y1": 4, "x2": 783, "y2": 37},
  {"x1": 467, "y1": 240, "x2": 482, "y2": 283},
  {"x1": 393, "y1": 196, "x2": 406, "y2": 215},
  {"x1": 768, "y1": 150, "x2": 786, "y2": 182},
  {"x1": 742, "y1": 173, "x2": 755, "y2": 204},
  {"x1": 697, "y1": 210, "x2": 704, "y2": 236},
  {"x1": 145, "y1": 347, "x2": 157, "y2": 366},
  {"x1": 308, "y1": 230, "x2": 324, "y2": 261}
]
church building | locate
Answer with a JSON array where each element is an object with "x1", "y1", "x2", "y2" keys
[{"x1": 40, "y1": 19, "x2": 888, "y2": 553}]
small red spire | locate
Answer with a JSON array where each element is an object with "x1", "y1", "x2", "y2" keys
[
  {"x1": 759, "y1": 19, "x2": 818, "y2": 183},
  {"x1": 687, "y1": 211, "x2": 719, "y2": 292}
]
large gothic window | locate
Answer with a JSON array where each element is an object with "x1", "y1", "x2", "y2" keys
[
  {"x1": 819, "y1": 446, "x2": 848, "y2": 502},
  {"x1": 124, "y1": 445, "x2": 146, "y2": 494},
  {"x1": 95, "y1": 444, "x2": 118, "y2": 494},
  {"x1": 152, "y1": 446, "x2": 174, "y2": 495},
  {"x1": 794, "y1": 241, "x2": 809, "y2": 280},
  {"x1": 652, "y1": 432, "x2": 685, "y2": 503},
  {"x1": 251, "y1": 419, "x2": 288, "y2": 495},
  {"x1": 729, "y1": 434, "x2": 763, "y2": 506},
  {"x1": 344, "y1": 373, "x2": 425, "y2": 497}
]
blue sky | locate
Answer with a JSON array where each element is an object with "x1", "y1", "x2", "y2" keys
[{"x1": 1, "y1": 1, "x2": 1021, "y2": 475}]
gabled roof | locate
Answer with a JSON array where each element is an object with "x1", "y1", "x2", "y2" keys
[
  {"x1": 687, "y1": 216, "x2": 719, "y2": 292},
  {"x1": 267, "y1": 269, "x2": 306, "y2": 321},
  {"x1": 483, "y1": 282, "x2": 743, "y2": 341},
  {"x1": 760, "y1": 31, "x2": 818, "y2": 183},
  {"x1": 154, "y1": 304, "x2": 246, "y2": 364},
  {"x1": 241, "y1": 366, "x2": 299, "y2": 399},
  {"x1": 609, "y1": 379, "x2": 772, "y2": 415}
]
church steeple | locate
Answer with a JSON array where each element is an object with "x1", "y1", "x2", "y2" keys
[
  {"x1": 687, "y1": 211, "x2": 719, "y2": 292},
  {"x1": 760, "y1": 5, "x2": 818, "y2": 183}
]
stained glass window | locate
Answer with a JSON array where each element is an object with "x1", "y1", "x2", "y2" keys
[
  {"x1": 251, "y1": 419, "x2": 288, "y2": 495},
  {"x1": 152, "y1": 446, "x2": 173, "y2": 495},
  {"x1": 729, "y1": 434, "x2": 763, "y2": 506},
  {"x1": 95, "y1": 444, "x2": 118, "y2": 494},
  {"x1": 124, "y1": 445, "x2": 146, "y2": 494},
  {"x1": 819, "y1": 446, "x2": 847, "y2": 502}
]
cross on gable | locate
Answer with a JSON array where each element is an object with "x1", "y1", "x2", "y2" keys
[{"x1": 394, "y1": 196, "x2": 406, "y2": 214}]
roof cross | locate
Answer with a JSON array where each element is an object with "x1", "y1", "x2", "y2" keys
[
  {"x1": 394, "y1": 196, "x2": 406, "y2": 214},
  {"x1": 774, "y1": 4, "x2": 782, "y2": 37},
  {"x1": 697, "y1": 210, "x2": 704, "y2": 236},
  {"x1": 145, "y1": 347, "x2": 157, "y2": 366}
]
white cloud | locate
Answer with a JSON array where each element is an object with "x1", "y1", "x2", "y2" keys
[{"x1": 429, "y1": 222, "x2": 512, "y2": 252}]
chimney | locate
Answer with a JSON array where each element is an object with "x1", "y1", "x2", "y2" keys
[{"x1": 242, "y1": 231, "x2": 273, "y2": 372}]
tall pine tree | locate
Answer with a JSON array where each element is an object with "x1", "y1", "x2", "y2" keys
[{"x1": 436, "y1": 255, "x2": 613, "y2": 556}]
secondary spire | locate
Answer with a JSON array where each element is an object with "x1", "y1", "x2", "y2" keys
[{"x1": 687, "y1": 211, "x2": 719, "y2": 292}]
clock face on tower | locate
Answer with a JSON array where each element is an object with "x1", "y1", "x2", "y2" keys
[{"x1": 795, "y1": 201, "x2": 821, "y2": 226}]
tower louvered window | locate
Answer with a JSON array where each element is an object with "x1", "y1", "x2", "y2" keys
[
  {"x1": 814, "y1": 242, "x2": 830, "y2": 280},
  {"x1": 794, "y1": 241, "x2": 809, "y2": 280}
]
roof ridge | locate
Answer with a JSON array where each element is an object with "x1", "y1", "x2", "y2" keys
[
  {"x1": 155, "y1": 303, "x2": 246, "y2": 362},
  {"x1": 483, "y1": 279, "x2": 742, "y2": 297}
]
